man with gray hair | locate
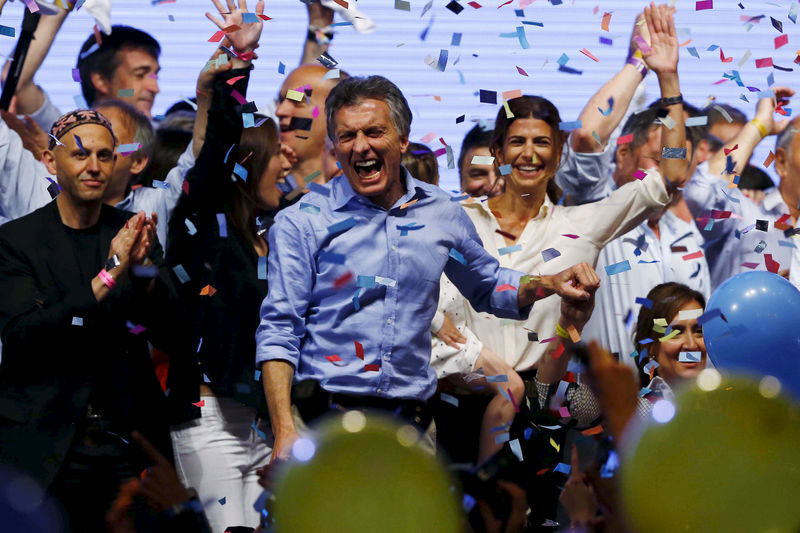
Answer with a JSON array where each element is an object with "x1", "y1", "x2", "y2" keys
[
  {"x1": 255, "y1": 75, "x2": 601, "y2": 460},
  {"x1": 684, "y1": 87, "x2": 796, "y2": 288}
]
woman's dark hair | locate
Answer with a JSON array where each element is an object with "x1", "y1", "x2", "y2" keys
[
  {"x1": 490, "y1": 95, "x2": 564, "y2": 203},
  {"x1": 633, "y1": 282, "x2": 706, "y2": 382},
  {"x1": 402, "y1": 142, "x2": 439, "y2": 185},
  {"x1": 229, "y1": 117, "x2": 279, "y2": 248}
]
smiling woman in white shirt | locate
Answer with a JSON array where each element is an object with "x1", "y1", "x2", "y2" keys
[{"x1": 430, "y1": 5, "x2": 688, "y2": 382}]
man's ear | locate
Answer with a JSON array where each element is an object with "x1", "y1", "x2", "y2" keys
[
  {"x1": 130, "y1": 153, "x2": 150, "y2": 176},
  {"x1": 775, "y1": 147, "x2": 788, "y2": 179},
  {"x1": 90, "y1": 72, "x2": 111, "y2": 99},
  {"x1": 41, "y1": 149, "x2": 57, "y2": 175},
  {"x1": 399, "y1": 137, "x2": 409, "y2": 154}
]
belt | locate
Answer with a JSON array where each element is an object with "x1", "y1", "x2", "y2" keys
[{"x1": 329, "y1": 393, "x2": 433, "y2": 431}]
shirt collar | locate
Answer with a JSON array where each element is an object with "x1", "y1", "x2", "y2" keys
[
  {"x1": 330, "y1": 166, "x2": 421, "y2": 211},
  {"x1": 467, "y1": 190, "x2": 554, "y2": 222}
]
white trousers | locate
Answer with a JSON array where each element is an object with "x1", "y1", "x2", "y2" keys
[{"x1": 171, "y1": 396, "x2": 273, "y2": 533}]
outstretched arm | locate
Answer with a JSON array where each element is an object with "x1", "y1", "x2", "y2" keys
[
  {"x1": 641, "y1": 3, "x2": 687, "y2": 190},
  {"x1": 570, "y1": 8, "x2": 659, "y2": 153},
  {"x1": 706, "y1": 87, "x2": 794, "y2": 177},
  {"x1": 301, "y1": 2, "x2": 334, "y2": 65}
]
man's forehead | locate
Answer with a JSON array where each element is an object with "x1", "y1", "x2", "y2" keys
[
  {"x1": 61, "y1": 124, "x2": 115, "y2": 149},
  {"x1": 116, "y1": 46, "x2": 159, "y2": 68}
]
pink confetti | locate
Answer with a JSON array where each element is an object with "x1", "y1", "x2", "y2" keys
[
  {"x1": 208, "y1": 30, "x2": 225, "y2": 43},
  {"x1": 765, "y1": 254, "x2": 780, "y2": 273},
  {"x1": 682, "y1": 250, "x2": 704, "y2": 261},
  {"x1": 312, "y1": 106, "x2": 320, "y2": 118},
  {"x1": 561, "y1": 234, "x2": 580, "y2": 239},
  {"x1": 496, "y1": 284, "x2": 517, "y2": 292},
  {"x1": 230, "y1": 90, "x2": 247, "y2": 104},
  {"x1": 695, "y1": 0, "x2": 713, "y2": 10},
  {"x1": 755, "y1": 57, "x2": 774, "y2": 68},
  {"x1": 516, "y1": 66, "x2": 529, "y2": 76},
  {"x1": 632, "y1": 169, "x2": 647, "y2": 180},
  {"x1": 616, "y1": 133, "x2": 634, "y2": 145},
  {"x1": 775, "y1": 34, "x2": 789, "y2": 49},
  {"x1": 580, "y1": 48, "x2": 600, "y2": 62},
  {"x1": 741, "y1": 262, "x2": 759, "y2": 269}
]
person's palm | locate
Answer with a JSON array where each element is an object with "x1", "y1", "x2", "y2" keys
[
  {"x1": 207, "y1": 0, "x2": 264, "y2": 54},
  {"x1": 640, "y1": 4, "x2": 678, "y2": 74}
]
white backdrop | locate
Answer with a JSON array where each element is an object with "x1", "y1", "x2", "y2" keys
[{"x1": 1, "y1": 0, "x2": 795, "y2": 190}]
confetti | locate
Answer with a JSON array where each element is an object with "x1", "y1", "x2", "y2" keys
[
  {"x1": 496, "y1": 284, "x2": 517, "y2": 292},
  {"x1": 471, "y1": 155, "x2": 495, "y2": 165},
  {"x1": 696, "y1": 0, "x2": 713, "y2": 10},
  {"x1": 449, "y1": 248, "x2": 467, "y2": 264},
  {"x1": 601, "y1": 11, "x2": 612, "y2": 31},
  {"x1": 604, "y1": 260, "x2": 631, "y2": 275},
  {"x1": 559, "y1": 120, "x2": 582, "y2": 131},
  {"x1": 479, "y1": 89, "x2": 497, "y2": 104},
  {"x1": 580, "y1": 48, "x2": 600, "y2": 62},
  {"x1": 636, "y1": 297, "x2": 654, "y2": 308},
  {"x1": 616, "y1": 133, "x2": 634, "y2": 145},
  {"x1": 328, "y1": 217, "x2": 358, "y2": 234},
  {"x1": 498, "y1": 244, "x2": 522, "y2": 255},
  {"x1": 678, "y1": 351, "x2": 702, "y2": 362},
  {"x1": 755, "y1": 57, "x2": 774, "y2": 68},
  {"x1": 541, "y1": 248, "x2": 561, "y2": 262}
]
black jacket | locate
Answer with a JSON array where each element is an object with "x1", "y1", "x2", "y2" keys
[
  {"x1": 0, "y1": 201, "x2": 179, "y2": 487},
  {"x1": 166, "y1": 67, "x2": 270, "y2": 413}
]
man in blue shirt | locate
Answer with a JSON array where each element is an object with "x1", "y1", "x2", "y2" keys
[{"x1": 256, "y1": 75, "x2": 600, "y2": 461}]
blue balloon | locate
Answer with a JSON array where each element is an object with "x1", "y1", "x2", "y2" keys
[{"x1": 705, "y1": 271, "x2": 800, "y2": 400}]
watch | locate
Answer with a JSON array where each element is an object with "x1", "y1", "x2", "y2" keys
[
  {"x1": 659, "y1": 94, "x2": 684, "y2": 107},
  {"x1": 105, "y1": 254, "x2": 121, "y2": 272}
]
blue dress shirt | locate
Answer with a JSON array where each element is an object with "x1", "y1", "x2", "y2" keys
[{"x1": 255, "y1": 169, "x2": 531, "y2": 401}]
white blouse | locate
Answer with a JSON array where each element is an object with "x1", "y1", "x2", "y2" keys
[{"x1": 433, "y1": 169, "x2": 670, "y2": 372}]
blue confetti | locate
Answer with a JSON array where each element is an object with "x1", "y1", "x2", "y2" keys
[
  {"x1": 559, "y1": 120, "x2": 582, "y2": 131},
  {"x1": 541, "y1": 248, "x2": 561, "y2": 262},
  {"x1": 242, "y1": 12, "x2": 259, "y2": 23},
  {"x1": 554, "y1": 463, "x2": 571, "y2": 475},
  {"x1": 697, "y1": 308, "x2": 725, "y2": 326},
  {"x1": 320, "y1": 251, "x2": 346, "y2": 264},
  {"x1": 328, "y1": 217, "x2": 358, "y2": 234},
  {"x1": 449, "y1": 248, "x2": 467, "y2": 264},
  {"x1": 635, "y1": 297, "x2": 653, "y2": 308},
  {"x1": 516, "y1": 26, "x2": 530, "y2": 49},
  {"x1": 278, "y1": 61, "x2": 286, "y2": 74},
  {"x1": 356, "y1": 275, "x2": 376, "y2": 288},
  {"x1": 233, "y1": 163, "x2": 248, "y2": 181},
  {"x1": 498, "y1": 244, "x2": 522, "y2": 255},
  {"x1": 172, "y1": 264, "x2": 190, "y2": 284},
  {"x1": 184, "y1": 218, "x2": 197, "y2": 236},
  {"x1": 151, "y1": 180, "x2": 169, "y2": 189},
  {"x1": 299, "y1": 203, "x2": 320, "y2": 214},
  {"x1": 499, "y1": 164, "x2": 512, "y2": 175},
  {"x1": 307, "y1": 182, "x2": 331, "y2": 197},
  {"x1": 451, "y1": 32, "x2": 462, "y2": 46},
  {"x1": 217, "y1": 213, "x2": 228, "y2": 238},
  {"x1": 604, "y1": 260, "x2": 631, "y2": 275}
]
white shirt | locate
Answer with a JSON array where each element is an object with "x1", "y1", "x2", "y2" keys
[
  {"x1": 582, "y1": 210, "x2": 711, "y2": 365},
  {"x1": 684, "y1": 162, "x2": 794, "y2": 288},
  {"x1": 432, "y1": 169, "x2": 669, "y2": 372}
]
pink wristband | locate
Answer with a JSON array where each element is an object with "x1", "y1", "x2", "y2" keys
[{"x1": 98, "y1": 269, "x2": 117, "y2": 289}]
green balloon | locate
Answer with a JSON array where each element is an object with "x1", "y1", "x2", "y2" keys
[
  {"x1": 621, "y1": 378, "x2": 800, "y2": 533},
  {"x1": 274, "y1": 414, "x2": 462, "y2": 533}
]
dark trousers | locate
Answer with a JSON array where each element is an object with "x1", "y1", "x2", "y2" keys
[{"x1": 49, "y1": 419, "x2": 136, "y2": 533}]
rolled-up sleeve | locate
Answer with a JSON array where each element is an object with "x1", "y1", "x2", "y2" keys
[
  {"x1": 255, "y1": 214, "x2": 315, "y2": 367},
  {"x1": 444, "y1": 208, "x2": 530, "y2": 320}
]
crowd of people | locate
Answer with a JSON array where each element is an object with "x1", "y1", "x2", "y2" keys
[{"x1": 0, "y1": 0, "x2": 797, "y2": 532}]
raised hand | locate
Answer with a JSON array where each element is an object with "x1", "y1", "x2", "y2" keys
[
  {"x1": 109, "y1": 212, "x2": 145, "y2": 270},
  {"x1": 196, "y1": 48, "x2": 235, "y2": 95},
  {"x1": 206, "y1": 0, "x2": 265, "y2": 56},
  {"x1": 559, "y1": 446, "x2": 600, "y2": 528},
  {"x1": 640, "y1": 2, "x2": 678, "y2": 75},
  {"x1": 755, "y1": 86, "x2": 795, "y2": 136}
]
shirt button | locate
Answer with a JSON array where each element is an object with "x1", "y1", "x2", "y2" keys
[
  {"x1": 383, "y1": 355, "x2": 390, "y2": 361},
  {"x1": 387, "y1": 318, "x2": 394, "y2": 325},
  {"x1": 392, "y1": 245, "x2": 398, "y2": 251},
  {"x1": 376, "y1": 388, "x2": 383, "y2": 393}
]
